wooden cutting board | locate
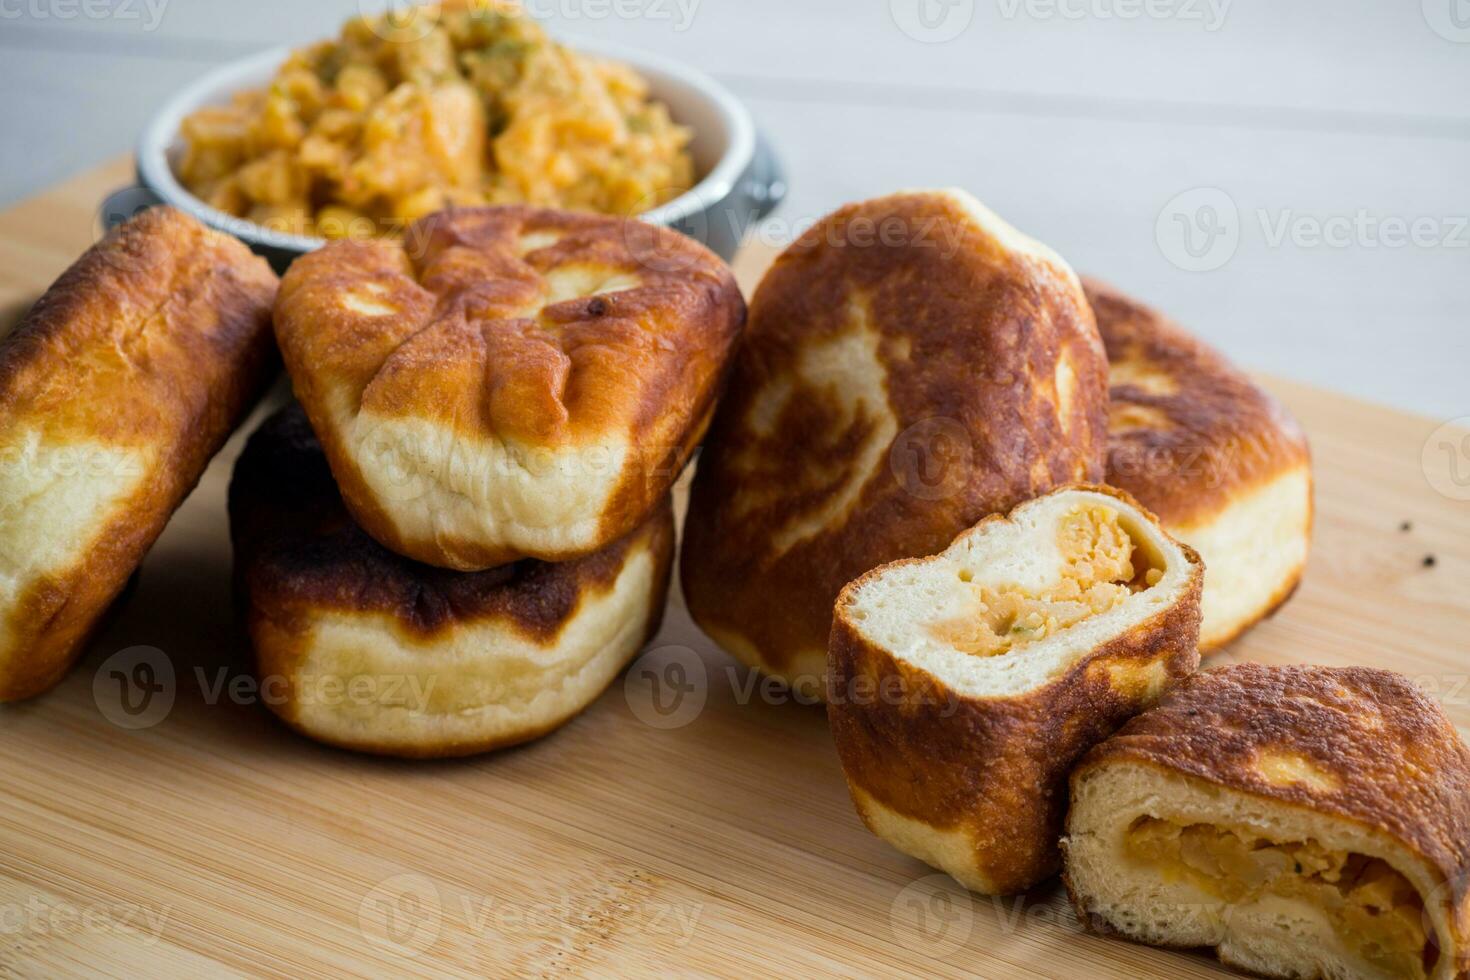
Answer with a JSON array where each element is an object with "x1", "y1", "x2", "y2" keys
[{"x1": 1, "y1": 160, "x2": 1466, "y2": 980}]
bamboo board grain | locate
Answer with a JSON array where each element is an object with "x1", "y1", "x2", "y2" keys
[{"x1": 0, "y1": 160, "x2": 1467, "y2": 980}]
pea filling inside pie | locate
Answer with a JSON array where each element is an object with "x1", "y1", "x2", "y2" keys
[
  {"x1": 933, "y1": 504, "x2": 1163, "y2": 657},
  {"x1": 1126, "y1": 817, "x2": 1437, "y2": 979}
]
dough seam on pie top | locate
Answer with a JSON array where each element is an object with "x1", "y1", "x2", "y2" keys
[
  {"x1": 335, "y1": 224, "x2": 704, "y2": 438},
  {"x1": 277, "y1": 208, "x2": 745, "y2": 566}
]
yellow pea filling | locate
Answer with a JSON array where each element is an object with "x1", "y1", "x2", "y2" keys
[
  {"x1": 1127, "y1": 818, "x2": 1437, "y2": 980},
  {"x1": 933, "y1": 504, "x2": 1161, "y2": 657}
]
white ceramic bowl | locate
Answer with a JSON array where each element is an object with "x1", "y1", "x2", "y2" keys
[{"x1": 109, "y1": 38, "x2": 784, "y2": 268}]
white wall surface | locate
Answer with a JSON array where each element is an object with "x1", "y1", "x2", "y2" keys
[{"x1": 1, "y1": 0, "x2": 1465, "y2": 418}]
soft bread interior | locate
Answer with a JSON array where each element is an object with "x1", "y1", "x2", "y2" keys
[
  {"x1": 269, "y1": 535, "x2": 659, "y2": 754},
  {"x1": 341, "y1": 391, "x2": 631, "y2": 560},
  {"x1": 1066, "y1": 760, "x2": 1456, "y2": 980},
  {"x1": 841, "y1": 489, "x2": 1194, "y2": 700},
  {"x1": 1176, "y1": 466, "x2": 1312, "y2": 650},
  {"x1": 0, "y1": 429, "x2": 152, "y2": 666}
]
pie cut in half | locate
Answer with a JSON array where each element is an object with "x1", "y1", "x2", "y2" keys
[
  {"x1": 1064, "y1": 663, "x2": 1470, "y2": 980},
  {"x1": 828, "y1": 485, "x2": 1203, "y2": 894}
]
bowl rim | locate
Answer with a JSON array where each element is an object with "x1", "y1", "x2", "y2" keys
[{"x1": 136, "y1": 35, "x2": 756, "y2": 254}]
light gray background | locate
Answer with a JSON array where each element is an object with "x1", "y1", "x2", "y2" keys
[{"x1": 1, "y1": 0, "x2": 1466, "y2": 417}]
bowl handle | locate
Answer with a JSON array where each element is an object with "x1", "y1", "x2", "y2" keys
[
  {"x1": 100, "y1": 186, "x2": 165, "y2": 232},
  {"x1": 745, "y1": 131, "x2": 787, "y2": 221}
]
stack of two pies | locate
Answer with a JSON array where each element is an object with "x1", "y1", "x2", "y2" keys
[{"x1": 234, "y1": 208, "x2": 744, "y2": 757}]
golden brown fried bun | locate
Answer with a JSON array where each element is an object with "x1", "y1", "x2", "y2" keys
[
  {"x1": 682, "y1": 189, "x2": 1110, "y2": 697},
  {"x1": 0, "y1": 207, "x2": 277, "y2": 702},
  {"x1": 1086, "y1": 279, "x2": 1312, "y2": 652},
  {"x1": 828, "y1": 485, "x2": 1203, "y2": 895},
  {"x1": 1064, "y1": 663, "x2": 1470, "y2": 980},
  {"x1": 274, "y1": 206, "x2": 744, "y2": 571},
  {"x1": 229, "y1": 405, "x2": 674, "y2": 758}
]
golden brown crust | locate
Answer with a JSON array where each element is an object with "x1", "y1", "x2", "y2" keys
[
  {"x1": 273, "y1": 206, "x2": 744, "y2": 570},
  {"x1": 683, "y1": 191, "x2": 1109, "y2": 681},
  {"x1": 827, "y1": 484, "x2": 1204, "y2": 894},
  {"x1": 0, "y1": 207, "x2": 277, "y2": 701},
  {"x1": 1085, "y1": 277, "x2": 1310, "y2": 529},
  {"x1": 230, "y1": 404, "x2": 674, "y2": 642},
  {"x1": 230, "y1": 404, "x2": 674, "y2": 759},
  {"x1": 1071, "y1": 664, "x2": 1470, "y2": 918}
]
